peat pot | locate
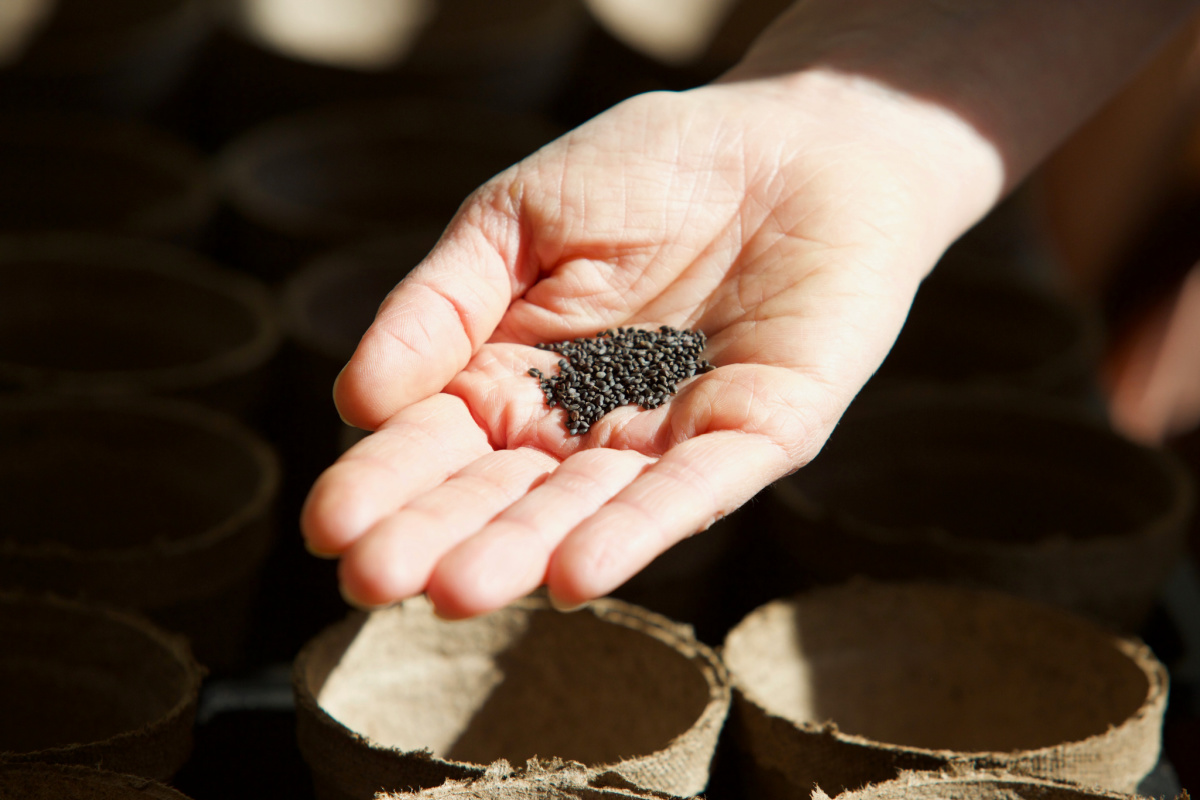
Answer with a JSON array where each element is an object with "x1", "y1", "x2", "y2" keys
[
  {"x1": 0, "y1": 233, "x2": 282, "y2": 417},
  {"x1": 812, "y1": 770, "x2": 1159, "y2": 800},
  {"x1": 206, "y1": 0, "x2": 587, "y2": 142},
  {"x1": 0, "y1": 114, "x2": 215, "y2": 242},
  {"x1": 216, "y1": 98, "x2": 560, "y2": 277},
  {"x1": 293, "y1": 595, "x2": 730, "y2": 800},
  {"x1": 0, "y1": 0, "x2": 213, "y2": 115},
  {"x1": 869, "y1": 269, "x2": 1103, "y2": 403},
  {"x1": 767, "y1": 387, "x2": 1194, "y2": 631},
  {"x1": 0, "y1": 394, "x2": 281, "y2": 670},
  {"x1": 0, "y1": 593, "x2": 203, "y2": 781},
  {"x1": 722, "y1": 582, "x2": 1169, "y2": 800},
  {"x1": 378, "y1": 758, "x2": 683, "y2": 800},
  {"x1": 0, "y1": 762, "x2": 196, "y2": 800}
]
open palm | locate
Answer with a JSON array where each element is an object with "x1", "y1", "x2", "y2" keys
[{"x1": 301, "y1": 80, "x2": 977, "y2": 618}]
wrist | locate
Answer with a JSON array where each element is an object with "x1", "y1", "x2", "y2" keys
[
  {"x1": 713, "y1": 67, "x2": 1006, "y2": 258},
  {"x1": 718, "y1": 0, "x2": 1200, "y2": 240}
]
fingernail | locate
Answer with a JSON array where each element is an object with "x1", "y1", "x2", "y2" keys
[
  {"x1": 332, "y1": 367, "x2": 353, "y2": 426},
  {"x1": 339, "y1": 582, "x2": 388, "y2": 612},
  {"x1": 548, "y1": 592, "x2": 590, "y2": 613},
  {"x1": 304, "y1": 540, "x2": 340, "y2": 560},
  {"x1": 431, "y1": 604, "x2": 468, "y2": 622}
]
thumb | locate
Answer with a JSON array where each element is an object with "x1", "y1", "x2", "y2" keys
[{"x1": 334, "y1": 187, "x2": 526, "y2": 430}]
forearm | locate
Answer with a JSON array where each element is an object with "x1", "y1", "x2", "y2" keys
[{"x1": 719, "y1": 0, "x2": 1200, "y2": 242}]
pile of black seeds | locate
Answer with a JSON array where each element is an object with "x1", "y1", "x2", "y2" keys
[{"x1": 529, "y1": 325, "x2": 714, "y2": 435}]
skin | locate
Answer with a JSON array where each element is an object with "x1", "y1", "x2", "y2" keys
[{"x1": 302, "y1": 0, "x2": 1200, "y2": 618}]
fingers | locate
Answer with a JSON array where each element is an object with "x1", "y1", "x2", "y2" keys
[
  {"x1": 300, "y1": 393, "x2": 492, "y2": 556},
  {"x1": 545, "y1": 430, "x2": 795, "y2": 608},
  {"x1": 424, "y1": 448, "x2": 657, "y2": 618},
  {"x1": 337, "y1": 447, "x2": 560, "y2": 608},
  {"x1": 333, "y1": 198, "x2": 526, "y2": 431}
]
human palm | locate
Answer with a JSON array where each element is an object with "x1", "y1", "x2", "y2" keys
[{"x1": 301, "y1": 81, "x2": 966, "y2": 618}]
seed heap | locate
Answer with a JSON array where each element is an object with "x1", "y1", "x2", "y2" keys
[{"x1": 529, "y1": 325, "x2": 714, "y2": 435}]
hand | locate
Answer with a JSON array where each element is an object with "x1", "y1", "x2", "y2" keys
[{"x1": 300, "y1": 74, "x2": 992, "y2": 618}]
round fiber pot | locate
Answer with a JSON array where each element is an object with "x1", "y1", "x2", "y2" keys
[
  {"x1": 0, "y1": 762, "x2": 196, "y2": 799},
  {"x1": 209, "y1": 0, "x2": 587, "y2": 139},
  {"x1": 869, "y1": 270, "x2": 1103, "y2": 402},
  {"x1": 0, "y1": 0, "x2": 213, "y2": 115},
  {"x1": 766, "y1": 387, "x2": 1193, "y2": 631},
  {"x1": 293, "y1": 595, "x2": 730, "y2": 800},
  {"x1": 0, "y1": 114, "x2": 214, "y2": 242},
  {"x1": 0, "y1": 234, "x2": 281, "y2": 417},
  {"x1": 811, "y1": 770, "x2": 1155, "y2": 800},
  {"x1": 0, "y1": 394, "x2": 280, "y2": 670},
  {"x1": 721, "y1": 582, "x2": 1169, "y2": 798},
  {"x1": 216, "y1": 98, "x2": 560, "y2": 277},
  {"x1": 0, "y1": 593, "x2": 203, "y2": 781},
  {"x1": 378, "y1": 758, "x2": 684, "y2": 800}
]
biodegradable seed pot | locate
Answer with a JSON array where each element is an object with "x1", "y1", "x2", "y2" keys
[
  {"x1": 721, "y1": 582, "x2": 1169, "y2": 800},
  {"x1": 0, "y1": 762, "x2": 197, "y2": 800},
  {"x1": 0, "y1": 113, "x2": 215, "y2": 241},
  {"x1": 217, "y1": 98, "x2": 562, "y2": 277},
  {"x1": 378, "y1": 758, "x2": 683, "y2": 800},
  {"x1": 869, "y1": 269, "x2": 1104, "y2": 402},
  {"x1": 0, "y1": 593, "x2": 204, "y2": 781},
  {"x1": 766, "y1": 387, "x2": 1194, "y2": 631},
  {"x1": 293, "y1": 595, "x2": 730, "y2": 800},
  {"x1": 0, "y1": 233, "x2": 282, "y2": 417},
  {"x1": 210, "y1": 0, "x2": 588, "y2": 138},
  {"x1": 217, "y1": 99, "x2": 561, "y2": 278},
  {"x1": 0, "y1": 0, "x2": 213, "y2": 115},
  {"x1": 810, "y1": 769, "x2": 1160, "y2": 800},
  {"x1": 0, "y1": 394, "x2": 280, "y2": 670}
]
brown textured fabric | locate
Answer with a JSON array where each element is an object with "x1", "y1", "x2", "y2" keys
[
  {"x1": 722, "y1": 582, "x2": 1168, "y2": 799},
  {"x1": 0, "y1": 593, "x2": 204, "y2": 782},
  {"x1": 0, "y1": 762, "x2": 196, "y2": 800},
  {"x1": 293, "y1": 596, "x2": 730, "y2": 800}
]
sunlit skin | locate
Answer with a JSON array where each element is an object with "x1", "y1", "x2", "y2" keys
[{"x1": 301, "y1": 0, "x2": 1200, "y2": 619}]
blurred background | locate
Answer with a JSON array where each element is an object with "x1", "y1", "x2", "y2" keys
[{"x1": 1, "y1": 1, "x2": 1199, "y2": 799}]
